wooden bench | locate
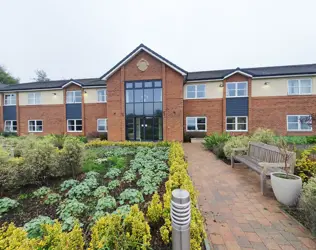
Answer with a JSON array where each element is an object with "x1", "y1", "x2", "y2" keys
[{"x1": 231, "y1": 141, "x2": 296, "y2": 195}]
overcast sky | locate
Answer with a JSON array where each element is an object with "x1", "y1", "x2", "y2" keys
[{"x1": 1, "y1": 0, "x2": 316, "y2": 82}]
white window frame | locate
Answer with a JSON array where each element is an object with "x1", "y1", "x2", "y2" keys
[
  {"x1": 4, "y1": 120, "x2": 17, "y2": 132},
  {"x1": 97, "y1": 118, "x2": 107, "y2": 132},
  {"x1": 4, "y1": 94, "x2": 16, "y2": 106},
  {"x1": 97, "y1": 89, "x2": 107, "y2": 103},
  {"x1": 67, "y1": 119, "x2": 83, "y2": 132},
  {"x1": 287, "y1": 115, "x2": 312, "y2": 132},
  {"x1": 27, "y1": 92, "x2": 41, "y2": 105},
  {"x1": 186, "y1": 84, "x2": 206, "y2": 99},
  {"x1": 287, "y1": 79, "x2": 312, "y2": 95},
  {"x1": 28, "y1": 120, "x2": 43, "y2": 132},
  {"x1": 226, "y1": 82, "x2": 248, "y2": 98},
  {"x1": 66, "y1": 90, "x2": 82, "y2": 104},
  {"x1": 226, "y1": 116, "x2": 248, "y2": 132},
  {"x1": 186, "y1": 117, "x2": 207, "y2": 132}
]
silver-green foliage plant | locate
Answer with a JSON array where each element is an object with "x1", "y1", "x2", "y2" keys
[
  {"x1": 67, "y1": 183, "x2": 91, "y2": 199},
  {"x1": 60, "y1": 179, "x2": 79, "y2": 192},
  {"x1": 122, "y1": 169, "x2": 136, "y2": 183},
  {"x1": 24, "y1": 215, "x2": 54, "y2": 238},
  {"x1": 96, "y1": 196, "x2": 117, "y2": 211},
  {"x1": 0, "y1": 197, "x2": 18, "y2": 215},
  {"x1": 299, "y1": 177, "x2": 316, "y2": 235},
  {"x1": 119, "y1": 189, "x2": 144, "y2": 205},
  {"x1": 57, "y1": 198, "x2": 87, "y2": 222},
  {"x1": 104, "y1": 168, "x2": 121, "y2": 179},
  {"x1": 33, "y1": 187, "x2": 51, "y2": 199},
  {"x1": 107, "y1": 180, "x2": 120, "y2": 191},
  {"x1": 61, "y1": 216, "x2": 82, "y2": 231},
  {"x1": 113, "y1": 205, "x2": 131, "y2": 216},
  {"x1": 82, "y1": 171, "x2": 99, "y2": 190},
  {"x1": 223, "y1": 135, "x2": 250, "y2": 158},
  {"x1": 44, "y1": 193, "x2": 61, "y2": 205},
  {"x1": 93, "y1": 186, "x2": 109, "y2": 198}
]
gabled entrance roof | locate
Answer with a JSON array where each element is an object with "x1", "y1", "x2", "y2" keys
[{"x1": 100, "y1": 44, "x2": 187, "y2": 80}]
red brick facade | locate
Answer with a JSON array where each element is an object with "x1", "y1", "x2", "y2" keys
[{"x1": 106, "y1": 51, "x2": 184, "y2": 141}]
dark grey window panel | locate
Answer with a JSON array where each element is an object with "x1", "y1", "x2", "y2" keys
[
  {"x1": 226, "y1": 97, "x2": 248, "y2": 116},
  {"x1": 66, "y1": 104, "x2": 82, "y2": 119},
  {"x1": 3, "y1": 106, "x2": 16, "y2": 121}
]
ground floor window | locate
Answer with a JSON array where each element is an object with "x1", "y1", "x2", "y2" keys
[
  {"x1": 28, "y1": 120, "x2": 43, "y2": 132},
  {"x1": 226, "y1": 116, "x2": 247, "y2": 131},
  {"x1": 186, "y1": 117, "x2": 206, "y2": 131},
  {"x1": 97, "y1": 119, "x2": 107, "y2": 132},
  {"x1": 67, "y1": 119, "x2": 82, "y2": 132},
  {"x1": 4, "y1": 120, "x2": 17, "y2": 132},
  {"x1": 287, "y1": 115, "x2": 312, "y2": 131}
]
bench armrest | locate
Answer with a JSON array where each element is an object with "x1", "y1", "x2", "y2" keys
[{"x1": 232, "y1": 147, "x2": 247, "y2": 156}]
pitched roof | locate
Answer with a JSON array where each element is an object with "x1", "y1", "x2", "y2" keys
[
  {"x1": 100, "y1": 43, "x2": 187, "y2": 80},
  {"x1": 186, "y1": 63, "x2": 316, "y2": 81},
  {"x1": 0, "y1": 78, "x2": 105, "y2": 91}
]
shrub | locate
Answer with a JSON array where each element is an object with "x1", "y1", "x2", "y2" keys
[
  {"x1": 212, "y1": 142, "x2": 226, "y2": 159},
  {"x1": 57, "y1": 199, "x2": 87, "y2": 222},
  {"x1": 33, "y1": 187, "x2": 51, "y2": 199},
  {"x1": 60, "y1": 179, "x2": 79, "y2": 192},
  {"x1": 147, "y1": 193, "x2": 163, "y2": 223},
  {"x1": 86, "y1": 139, "x2": 170, "y2": 148},
  {"x1": 104, "y1": 168, "x2": 121, "y2": 179},
  {"x1": 295, "y1": 146, "x2": 316, "y2": 182},
  {"x1": 119, "y1": 189, "x2": 144, "y2": 205},
  {"x1": 67, "y1": 183, "x2": 91, "y2": 200},
  {"x1": 107, "y1": 180, "x2": 120, "y2": 191},
  {"x1": 46, "y1": 134, "x2": 67, "y2": 149},
  {"x1": 23, "y1": 215, "x2": 54, "y2": 238},
  {"x1": 95, "y1": 196, "x2": 117, "y2": 211},
  {"x1": 203, "y1": 132, "x2": 231, "y2": 150},
  {"x1": 299, "y1": 177, "x2": 316, "y2": 235},
  {"x1": 93, "y1": 186, "x2": 109, "y2": 198},
  {"x1": 0, "y1": 197, "x2": 18, "y2": 215},
  {"x1": 250, "y1": 128, "x2": 275, "y2": 144},
  {"x1": 44, "y1": 193, "x2": 61, "y2": 205},
  {"x1": 223, "y1": 135, "x2": 250, "y2": 158},
  {"x1": 0, "y1": 157, "x2": 25, "y2": 190},
  {"x1": 279, "y1": 136, "x2": 308, "y2": 145}
]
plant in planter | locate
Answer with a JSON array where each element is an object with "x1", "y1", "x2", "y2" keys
[{"x1": 270, "y1": 138, "x2": 302, "y2": 206}]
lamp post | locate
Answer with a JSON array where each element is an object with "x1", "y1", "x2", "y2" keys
[{"x1": 171, "y1": 189, "x2": 191, "y2": 250}]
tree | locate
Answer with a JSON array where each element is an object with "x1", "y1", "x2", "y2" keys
[
  {"x1": 0, "y1": 66, "x2": 19, "y2": 84},
  {"x1": 33, "y1": 69, "x2": 50, "y2": 82}
]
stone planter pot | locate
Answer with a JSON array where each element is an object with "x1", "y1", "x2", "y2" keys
[{"x1": 270, "y1": 172, "x2": 302, "y2": 206}]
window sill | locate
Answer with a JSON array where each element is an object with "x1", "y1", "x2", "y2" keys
[
  {"x1": 184, "y1": 97, "x2": 207, "y2": 100},
  {"x1": 28, "y1": 131, "x2": 43, "y2": 133},
  {"x1": 226, "y1": 96, "x2": 248, "y2": 98},
  {"x1": 186, "y1": 130, "x2": 207, "y2": 132},
  {"x1": 67, "y1": 131, "x2": 83, "y2": 133},
  {"x1": 66, "y1": 102, "x2": 82, "y2": 104},
  {"x1": 226, "y1": 130, "x2": 248, "y2": 132},
  {"x1": 287, "y1": 94, "x2": 312, "y2": 96},
  {"x1": 287, "y1": 130, "x2": 313, "y2": 132},
  {"x1": 4, "y1": 104, "x2": 16, "y2": 106}
]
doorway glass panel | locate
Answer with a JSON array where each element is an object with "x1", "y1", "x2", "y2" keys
[{"x1": 125, "y1": 80, "x2": 163, "y2": 141}]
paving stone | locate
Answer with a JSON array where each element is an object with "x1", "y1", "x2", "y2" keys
[
  {"x1": 236, "y1": 236, "x2": 253, "y2": 248},
  {"x1": 240, "y1": 223, "x2": 255, "y2": 232},
  {"x1": 251, "y1": 242, "x2": 268, "y2": 250}
]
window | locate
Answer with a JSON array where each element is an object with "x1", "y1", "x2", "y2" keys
[
  {"x1": 97, "y1": 119, "x2": 107, "y2": 132},
  {"x1": 28, "y1": 92, "x2": 41, "y2": 105},
  {"x1": 4, "y1": 94, "x2": 16, "y2": 105},
  {"x1": 97, "y1": 89, "x2": 106, "y2": 102},
  {"x1": 186, "y1": 85, "x2": 206, "y2": 99},
  {"x1": 28, "y1": 120, "x2": 43, "y2": 132},
  {"x1": 226, "y1": 82, "x2": 248, "y2": 97},
  {"x1": 226, "y1": 116, "x2": 248, "y2": 131},
  {"x1": 4, "y1": 120, "x2": 17, "y2": 132},
  {"x1": 186, "y1": 117, "x2": 207, "y2": 131},
  {"x1": 287, "y1": 115, "x2": 312, "y2": 131},
  {"x1": 288, "y1": 79, "x2": 312, "y2": 95},
  {"x1": 67, "y1": 119, "x2": 82, "y2": 132},
  {"x1": 66, "y1": 91, "x2": 82, "y2": 103}
]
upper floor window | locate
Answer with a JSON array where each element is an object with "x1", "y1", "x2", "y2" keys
[
  {"x1": 97, "y1": 119, "x2": 107, "y2": 132},
  {"x1": 28, "y1": 92, "x2": 41, "y2": 105},
  {"x1": 186, "y1": 84, "x2": 206, "y2": 99},
  {"x1": 288, "y1": 79, "x2": 312, "y2": 95},
  {"x1": 4, "y1": 120, "x2": 17, "y2": 132},
  {"x1": 97, "y1": 89, "x2": 106, "y2": 102},
  {"x1": 4, "y1": 94, "x2": 16, "y2": 106},
  {"x1": 287, "y1": 115, "x2": 312, "y2": 131},
  {"x1": 186, "y1": 117, "x2": 206, "y2": 131},
  {"x1": 226, "y1": 82, "x2": 248, "y2": 97},
  {"x1": 226, "y1": 116, "x2": 248, "y2": 131},
  {"x1": 66, "y1": 90, "x2": 82, "y2": 104}
]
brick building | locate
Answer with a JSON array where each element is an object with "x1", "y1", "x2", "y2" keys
[{"x1": 1, "y1": 44, "x2": 316, "y2": 141}]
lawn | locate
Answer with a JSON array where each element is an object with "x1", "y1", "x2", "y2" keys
[{"x1": 0, "y1": 136, "x2": 205, "y2": 249}]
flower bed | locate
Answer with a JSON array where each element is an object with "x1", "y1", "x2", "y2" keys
[{"x1": 0, "y1": 139, "x2": 205, "y2": 249}]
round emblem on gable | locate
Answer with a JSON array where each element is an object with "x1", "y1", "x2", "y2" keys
[{"x1": 137, "y1": 59, "x2": 149, "y2": 72}]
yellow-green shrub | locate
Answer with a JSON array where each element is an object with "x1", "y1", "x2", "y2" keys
[
  {"x1": 295, "y1": 146, "x2": 316, "y2": 182},
  {"x1": 86, "y1": 139, "x2": 170, "y2": 148},
  {"x1": 89, "y1": 205, "x2": 151, "y2": 250},
  {"x1": 160, "y1": 142, "x2": 206, "y2": 250},
  {"x1": 147, "y1": 193, "x2": 163, "y2": 223}
]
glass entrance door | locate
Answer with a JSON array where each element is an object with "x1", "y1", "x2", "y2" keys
[{"x1": 126, "y1": 116, "x2": 162, "y2": 141}]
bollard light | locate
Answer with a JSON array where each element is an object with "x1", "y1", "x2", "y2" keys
[{"x1": 171, "y1": 189, "x2": 191, "y2": 250}]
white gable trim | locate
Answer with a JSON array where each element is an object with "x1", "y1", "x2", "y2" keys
[
  {"x1": 62, "y1": 80, "x2": 82, "y2": 88},
  {"x1": 101, "y1": 47, "x2": 187, "y2": 80},
  {"x1": 223, "y1": 70, "x2": 253, "y2": 79}
]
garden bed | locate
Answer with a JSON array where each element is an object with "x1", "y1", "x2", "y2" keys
[{"x1": 0, "y1": 137, "x2": 206, "y2": 250}]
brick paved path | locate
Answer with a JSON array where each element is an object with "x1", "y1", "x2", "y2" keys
[{"x1": 184, "y1": 143, "x2": 316, "y2": 250}]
